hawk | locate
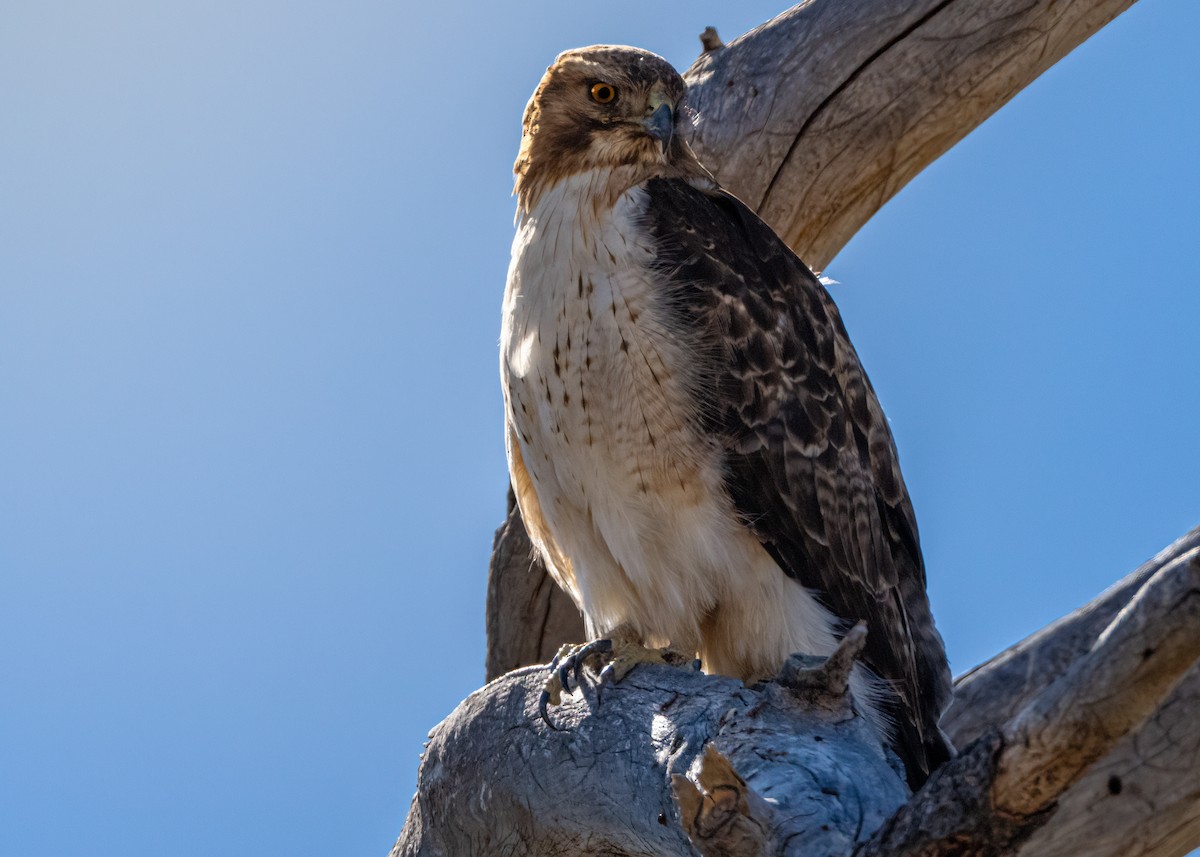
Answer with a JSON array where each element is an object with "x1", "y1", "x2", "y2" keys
[{"x1": 500, "y1": 45, "x2": 952, "y2": 786}]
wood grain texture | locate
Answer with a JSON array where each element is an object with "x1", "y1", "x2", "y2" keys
[
  {"x1": 992, "y1": 545, "x2": 1200, "y2": 815},
  {"x1": 396, "y1": 649, "x2": 908, "y2": 856},
  {"x1": 411, "y1": 533, "x2": 1200, "y2": 856},
  {"x1": 684, "y1": 0, "x2": 1139, "y2": 270},
  {"x1": 945, "y1": 528, "x2": 1200, "y2": 857}
]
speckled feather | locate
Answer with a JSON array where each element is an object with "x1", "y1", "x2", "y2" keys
[
  {"x1": 642, "y1": 177, "x2": 953, "y2": 784},
  {"x1": 502, "y1": 44, "x2": 953, "y2": 790}
]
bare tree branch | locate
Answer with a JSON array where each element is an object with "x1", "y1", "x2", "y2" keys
[
  {"x1": 684, "y1": 0, "x2": 1138, "y2": 270},
  {"x1": 944, "y1": 528, "x2": 1200, "y2": 857},
  {"x1": 396, "y1": 635, "x2": 909, "y2": 857},
  {"x1": 405, "y1": 532, "x2": 1200, "y2": 856},
  {"x1": 945, "y1": 532, "x2": 1200, "y2": 746},
  {"x1": 1018, "y1": 666, "x2": 1200, "y2": 857},
  {"x1": 852, "y1": 534, "x2": 1200, "y2": 857},
  {"x1": 992, "y1": 546, "x2": 1200, "y2": 816}
]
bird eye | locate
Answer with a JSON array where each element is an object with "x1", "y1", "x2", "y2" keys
[{"x1": 590, "y1": 83, "x2": 617, "y2": 104}]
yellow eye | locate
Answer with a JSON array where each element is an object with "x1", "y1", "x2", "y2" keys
[{"x1": 590, "y1": 82, "x2": 617, "y2": 104}]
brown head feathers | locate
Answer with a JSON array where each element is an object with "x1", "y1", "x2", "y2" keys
[{"x1": 513, "y1": 45, "x2": 707, "y2": 213}]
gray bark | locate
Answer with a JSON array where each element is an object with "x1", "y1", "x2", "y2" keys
[
  {"x1": 399, "y1": 631, "x2": 909, "y2": 857},
  {"x1": 399, "y1": 531, "x2": 1200, "y2": 856},
  {"x1": 684, "y1": 0, "x2": 1137, "y2": 269},
  {"x1": 453, "y1": 0, "x2": 1200, "y2": 854},
  {"x1": 947, "y1": 531, "x2": 1200, "y2": 857}
]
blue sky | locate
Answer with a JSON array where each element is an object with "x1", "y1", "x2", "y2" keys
[{"x1": 1, "y1": 2, "x2": 1197, "y2": 855}]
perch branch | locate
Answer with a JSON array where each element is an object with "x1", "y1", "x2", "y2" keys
[
  {"x1": 395, "y1": 643, "x2": 908, "y2": 857},
  {"x1": 414, "y1": 528, "x2": 1200, "y2": 856}
]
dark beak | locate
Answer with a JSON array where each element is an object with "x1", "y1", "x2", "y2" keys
[{"x1": 644, "y1": 102, "x2": 674, "y2": 153}]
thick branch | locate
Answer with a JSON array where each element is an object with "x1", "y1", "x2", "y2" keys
[
  {"x1": 396, "y1": 643, "x2": 908, "y2": 857},
  {"x1": 683, "y1": 0, "x2": 1138, "y2": 270},
  {"x1": 428, "y1": 531, "x2": 1200, "y2": 856},
  {"x1": 1017, "y1": 666, "x2": 1200, "y2": 857},
  {"x1": 852, "y1": 535, "x2": 1200, "y2": 857},
  {"x1": 992, "y1": 547, "x2": 1200, "y2": 815},
  {"x1": 944, "y1": 527, "x2": 1200, "y2": 857},
  {"x1": 945, "y1": 531, "x2": 1200, "y2": 746}
]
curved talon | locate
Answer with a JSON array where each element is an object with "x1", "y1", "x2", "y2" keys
[
  {"x1": 539, "y1": 638, "x2": 616, "y2": 727},
  {"x1": 539, "y1": 635, "x2": 694, "y2": 725},
  {"x1": 556, "y1": 639, "x2": 613, "y2": 697},
  {"x1": 598, "y1": 660, "x2": 617, "y2": 685},
  {"x1": 538, "y1": 688, "x2": 561, "y2": 730},
  {"x1": 575, "y1": 639, "x2": 613, "y2": 691}
]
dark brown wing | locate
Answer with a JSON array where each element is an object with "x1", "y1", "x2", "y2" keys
[{"x1": 643, "y1": 177, "x2": 953, "y2": 787}]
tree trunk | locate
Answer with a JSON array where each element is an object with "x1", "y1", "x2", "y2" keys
[{"x1": 431, "y1": 1, "x2": 1200, "y2": 854}]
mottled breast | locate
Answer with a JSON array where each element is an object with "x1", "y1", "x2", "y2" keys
[{"x1": 500, "y1": 171, "x2": 730, "y2": 627}]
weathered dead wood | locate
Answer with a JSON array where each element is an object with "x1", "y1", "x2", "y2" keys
[
  {"x1": 992, "y1": 544, "x2": 1200, "y2": 816},
  {"x1": 685, "y1": 0, "x2": 1138, "y2": 270},
  {"x1": 945, "y1": 531, "x2": 1200, "y2": 746},
  {"x1": 1018, "y1": 667, "x2": 1200, "y2": 857},
  {"x1": 853, "y1": 532, "x2": 1200, "y2": 857},
  {"x1": 405, "y1": 531, "x2": 1200, "y2": 856},
  {"x1": 945, "y1": 528, "x2": 1200, "y2": 857},
  {"x1": 397, "y1": 634, "x2": 909, "y2": 857}
]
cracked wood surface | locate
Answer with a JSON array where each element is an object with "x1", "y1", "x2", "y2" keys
[
  {"x1": 945, "y1": 528, "x2": 1200, "y2": 857},
  {"x1": 395, "y1": 656, "x2": 909, "y2": 857},
  {"x1": 850, "y1": 530, "x2": 1200, "y2": 857},
  {"x1": 421, "y1": 530, "x2": 1200, "y2": 857}
]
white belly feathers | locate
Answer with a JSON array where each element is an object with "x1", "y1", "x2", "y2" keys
[{"x1": 500, "y1": 171, "x2": 836, "y2": 680}]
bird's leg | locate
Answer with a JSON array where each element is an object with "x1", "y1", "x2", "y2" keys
[
  {"x1": 595, "y1": 625, "x2": 697, "y2": 689},
  {"x1": 542, "y1": 638, "x2": 614, "y2": 710},
  {"x1": 538, "y1": 625, "x2": 698, "y2": 728}
]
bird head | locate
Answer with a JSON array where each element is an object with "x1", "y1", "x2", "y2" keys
[{"x1": 514, "y1": 45, "x2": 706, "y2": 212}]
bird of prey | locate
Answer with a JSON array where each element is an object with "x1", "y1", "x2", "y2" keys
[{"x1": 500, "y1": 45, "x2": 952, "y2": 786}]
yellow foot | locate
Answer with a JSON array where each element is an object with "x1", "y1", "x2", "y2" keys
[{"x1": 538, "y1": 627, "x2": 697, "y2": 729}]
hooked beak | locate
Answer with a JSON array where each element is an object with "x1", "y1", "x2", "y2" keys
[{"x1": 644, "y1": 102, "x2": 674, "y2": 154}]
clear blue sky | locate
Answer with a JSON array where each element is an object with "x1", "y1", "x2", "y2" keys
[{"x1": 2, "y1": 2, "x2": 1197, "y2": 855}]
